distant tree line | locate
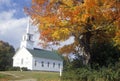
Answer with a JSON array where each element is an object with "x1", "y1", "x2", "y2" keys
[{"x1": 0, "y1": 40, "x2": 15, "y2": 71}]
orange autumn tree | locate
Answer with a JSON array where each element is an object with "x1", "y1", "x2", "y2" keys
[{"x1": 25, "y1": 0, "x2": 120, "y2": 64}]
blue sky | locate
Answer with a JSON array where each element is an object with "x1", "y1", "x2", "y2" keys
[{"x1": 0, "y1": 0, "x2": 31, "y2": 49}]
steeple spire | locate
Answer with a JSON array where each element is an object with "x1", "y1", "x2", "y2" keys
[{"x1": 26, "y1": 17, "x2": 30, "y2": 34}]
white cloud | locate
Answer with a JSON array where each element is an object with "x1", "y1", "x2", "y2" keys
[
  {"x1": 0, "y1": 10, "x2": 16, "y2": 27},
  {"x1": 0, "y1": 10, "x2": 28, "y2": 49}
]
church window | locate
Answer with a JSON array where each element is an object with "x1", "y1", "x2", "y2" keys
[
  {"x1": 53, "y1": 62, "x2": 55, "y2": 68},
  {"x1": 41, "y1": 61, "x2": 44, "y2": 67},
  {"x1": 21, "y1": 58, "x2": 23, "y2": 64},
  {"x1": 28, "y1": 35, "x2": 33, "y2": 41},
  {"x1": 35, "y1": 60, "x2": 37, "y2": 66},
  {"x1": 58, "y1": 63, "x2": 60, "y2": 68},
  {"x1": 28, "y1": 35, "x2": 31, "y2": 40},
  {"x1": 47, "y1": 62, "x2": 50, "y2": 67}
]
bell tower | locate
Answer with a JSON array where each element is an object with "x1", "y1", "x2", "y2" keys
[{"x1": 20, "y1": 18, "x2": 34, "y2": 49}]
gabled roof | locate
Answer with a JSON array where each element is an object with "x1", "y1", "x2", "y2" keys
[{"x1": 27, "y1": 48, "x2": 63, "y2": 61}]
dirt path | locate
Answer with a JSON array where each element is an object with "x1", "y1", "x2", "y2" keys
[
  {"x1": 0, "y1": 72, "x2": 20, "y2": 78},
  {"x1": 9, "y1": 78, "x2": 36, "y2": 81},
  {"x1": 0, "y1": 72, "x2": 37, "y2": 81}
]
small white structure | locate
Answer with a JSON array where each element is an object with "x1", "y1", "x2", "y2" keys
[{"x1": 13, "y1": 19, "x2": 63, "y2": 72}]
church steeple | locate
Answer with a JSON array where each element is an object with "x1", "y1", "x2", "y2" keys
[
  {"x1": 26, "y1": 18, "x2": 30, "y2": 34},
  {"x1": 20, "y1": 17, "x2": 34, "y2": 49}
]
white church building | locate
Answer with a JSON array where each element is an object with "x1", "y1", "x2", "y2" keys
[{"x1": 13, "y1": 19, "x2": 63, "y2": 72}]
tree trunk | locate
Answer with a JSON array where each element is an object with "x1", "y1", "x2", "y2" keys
[{"x1": 79, "y1": 32, "x2": 92, "y2": 65}]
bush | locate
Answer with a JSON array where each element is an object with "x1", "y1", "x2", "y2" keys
[
  {"x1": 8, "y1": 67, "x2": 20, "y2": 71},
  {"x1": 21, "y1": 67, "x2": 28, "y2": 71},
  {"x1": 61, "y1": 66, "x2": 120, "y2": 81},
  {"x1": 8, "y1": 67, "x2": 28, "y2": 71}
]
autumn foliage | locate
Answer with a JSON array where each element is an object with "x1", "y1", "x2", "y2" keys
[{"x1": 25, "y1": 0, "x2": 120, "y2": 64}]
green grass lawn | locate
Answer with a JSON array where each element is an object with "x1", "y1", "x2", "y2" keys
[
  {"x1": 0, "y1": 73, "x2": 14, "y2": 81},
  {"x1": 0, "y1": 71, "x2": 61, "y2": 81}
]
